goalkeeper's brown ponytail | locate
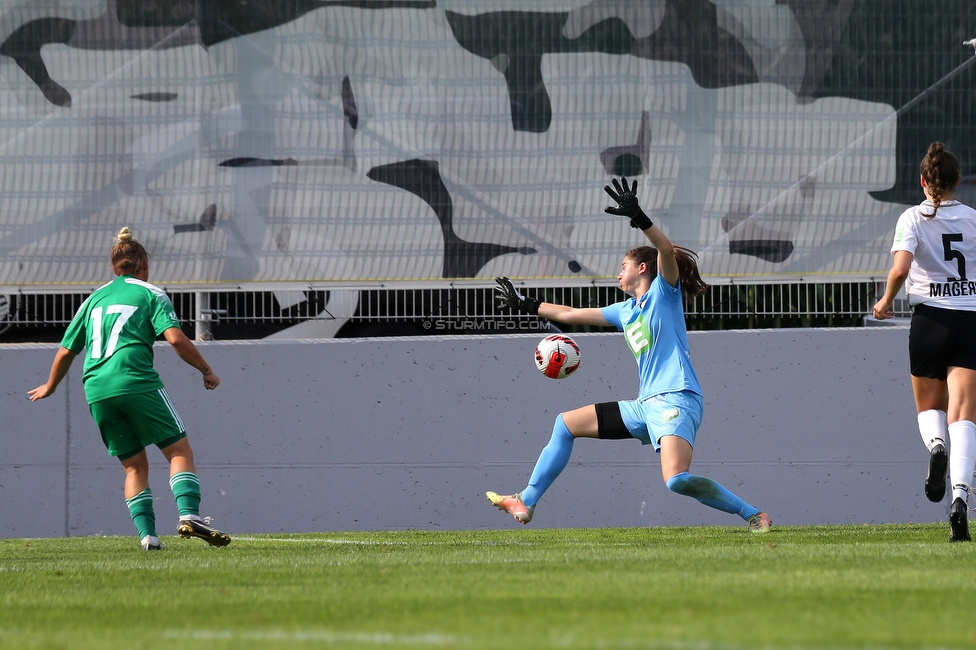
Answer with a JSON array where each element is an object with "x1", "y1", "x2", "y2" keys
[{"x1": 626, "y1": 245, "x2": 708, "y2": 299}]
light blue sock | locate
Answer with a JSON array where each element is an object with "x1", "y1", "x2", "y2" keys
[
  {"x1": 665, "y1": 471, "x2": 760, "y2": 520},
  {"x1": 521, "y1": 414, "x2": 575, "y2": 507}
]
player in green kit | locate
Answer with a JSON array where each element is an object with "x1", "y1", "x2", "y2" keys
[{"x1": 29, "y1": 227, "x2": 231, "y2": 550}]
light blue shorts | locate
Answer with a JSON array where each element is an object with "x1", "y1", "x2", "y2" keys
[{"x1": 617, "y1": 390, "x2": 703, "y2": 451}]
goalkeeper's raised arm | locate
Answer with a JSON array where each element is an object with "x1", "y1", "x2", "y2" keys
[{"x1": 603, "y1": 176, "x2": 678, "y2": 288}]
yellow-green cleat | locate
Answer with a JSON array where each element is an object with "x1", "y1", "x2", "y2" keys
[
  {"x1": 747, "y1": 511, "x2": 772, "y2": 533},
  {"x1": 486, "y1": 491, "x2": 535, "y2": 525}
]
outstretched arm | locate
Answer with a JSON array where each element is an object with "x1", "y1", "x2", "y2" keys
[
  {"x1": 604, "y1": 177, "x2": 678, "y2": 287},
  {"x1": 494, "y1": 277, "x2": 609, "y2": 326},
  {"x1": 28, "y1": 347, "x2": 77, "y2": 401},
  {"x1": 163, "y1": 327, "x2": 220, "y2": 390},
  {"x1": 538, "y1": 303, "x2": 609, "y2": 326}
]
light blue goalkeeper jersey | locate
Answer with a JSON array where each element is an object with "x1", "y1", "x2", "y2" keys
[{"x1": 600, "y1": 275, "x2": 701, "y2": 400}]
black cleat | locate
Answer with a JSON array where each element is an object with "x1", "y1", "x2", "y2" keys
[
  {"x1": 177, "y1": 517, "x2": 231, "y2": 547},
  {"x1": 949, "y1": 498, "x2": 971, "y2": 542},
  {"x1": 924, "y1": 444, "x2": 948, "y2": 502}
]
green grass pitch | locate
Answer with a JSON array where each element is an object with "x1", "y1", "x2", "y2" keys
[{"x1": 2, "y1": 524, "x2": 976, "y2": 649}]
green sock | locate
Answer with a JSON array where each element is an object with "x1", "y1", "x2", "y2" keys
[
  {"x1": 125, "y1": 488, "x2": 156, "y2": 538},
  {"x1": 169, "y1": 472, "x2": 201, "y2": 517}
]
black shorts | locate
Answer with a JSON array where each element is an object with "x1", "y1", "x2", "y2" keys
[{"x1": 909, "y1": 303, "x2": 976, "y2": 379}]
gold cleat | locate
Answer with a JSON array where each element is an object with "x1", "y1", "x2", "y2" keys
[{"x1": 177, "y1": 517, "x2": 231, "y2": 547}]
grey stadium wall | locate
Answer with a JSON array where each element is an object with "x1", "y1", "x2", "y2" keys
[{"x1": 1, "y1": 327, "x2": 939, "y2": 539}]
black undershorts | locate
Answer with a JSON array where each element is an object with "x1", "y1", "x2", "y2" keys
[{"x1": 909, "y1": 303, "x2": 976, "y2": 379}]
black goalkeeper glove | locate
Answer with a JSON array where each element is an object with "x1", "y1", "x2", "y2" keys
[
  {"x1": 604, "y1": 176, "x2": 653, "y2": 230},
  {"x1": 495, "y1": 277, "x2": 541, "y2": 315}
]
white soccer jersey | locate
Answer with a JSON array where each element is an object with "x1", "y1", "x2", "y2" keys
[{"x1": 891, "y1": 199, "x2": 976, "y2": 310}]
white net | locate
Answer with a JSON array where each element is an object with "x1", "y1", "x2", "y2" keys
[{"x1": 0, "y1": 1, "x2": 973, "y2": 290}]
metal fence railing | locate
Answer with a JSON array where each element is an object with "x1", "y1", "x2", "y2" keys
[{"x1": 0, "y1": 281, "x2": 905, "y2": 341}]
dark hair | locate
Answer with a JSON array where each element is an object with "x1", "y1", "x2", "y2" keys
[
  {"x1": 625, "y1": 245, "x2": 708, "y2": 298},
  {"x1": 919, "y1": 142, "x2": 960, "y2": 218},
  {"x1": 111, "y1": 227, "x2": 148, "y2": 276}
]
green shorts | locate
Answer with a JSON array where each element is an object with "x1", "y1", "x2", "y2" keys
[{"x1": 89, "y1": 389, "x2": 187, "y2": 461}]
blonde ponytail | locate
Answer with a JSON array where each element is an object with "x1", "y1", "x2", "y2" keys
[{"x1": 111, "y1": 227, "x2": 147, "y2": 275}]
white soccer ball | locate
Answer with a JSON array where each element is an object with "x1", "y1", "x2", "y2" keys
[{"x1": 534, "y1": 334, "x2": 581, "y2": 379}]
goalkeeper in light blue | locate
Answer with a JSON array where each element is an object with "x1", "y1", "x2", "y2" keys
[{"x1": 487, "y1": 177, "x2": 771, "y2": 532}]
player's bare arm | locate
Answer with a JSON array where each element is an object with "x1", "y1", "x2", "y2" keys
[
  {"x1": 28, "y1": 347, "x2": 78, "y2": 401},
  {"x1": 873, "y1": 250, "x2": 912, "y2": 320},
  {"x1": 537, "y1": 303, "x2": 608, "y2": 327},
  {"x1": 642, "y1": 225, "x2": 679, "y2": 288},
  {"x1": 163, "y1": 327, "x2": 220, "y2": 390}
]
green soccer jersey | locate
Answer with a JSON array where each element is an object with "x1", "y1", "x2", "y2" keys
[{"x1": 61, "y1": 275, "x2": 181, "y2": 403}]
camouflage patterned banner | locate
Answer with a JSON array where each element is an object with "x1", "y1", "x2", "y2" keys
[{"x1": 0, "y1": 1, "x2": 973, "y2": 288}]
